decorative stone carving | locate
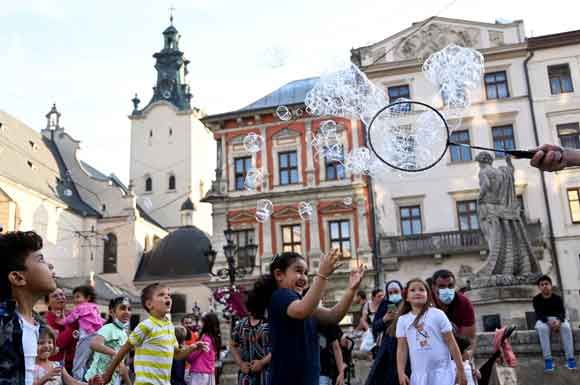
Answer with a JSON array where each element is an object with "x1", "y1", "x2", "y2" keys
[
  {"x1": 470, "y1": 152, "x2": 542, "y2": 288},
  {"x1": 489, "y1": 30, "x2": 505, "y2": 47},
  {"x1": 395, "y1": 23, "x2": 480, "y2": 60}
]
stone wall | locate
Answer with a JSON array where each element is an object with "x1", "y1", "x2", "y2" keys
[{"x1": 218, "y1": 329, "x2": 580, "y2": 385}]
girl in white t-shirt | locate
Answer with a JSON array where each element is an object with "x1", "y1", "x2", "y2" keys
[{"x1": 395, "y1": 278, "x2": 466, "y2": 385}]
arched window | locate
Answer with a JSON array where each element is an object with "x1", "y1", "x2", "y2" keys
[
  {"x1": 168, "y1": 175, "x2": 176, "y2": 190},
  {"x1": 145, "y1": 177, "x2": 152, "y2": 192},
  {"x1": 103, "y1": 233, "x2": 117, "y2": 274}
]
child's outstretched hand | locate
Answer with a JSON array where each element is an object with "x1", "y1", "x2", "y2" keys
[
  {"x1": 318, "y1": 249, "x2": 341, "y2": 278},
  {"x1": 195, "y1": 341, "x2": 210, "y2": 352},
  {"x1": 348, "y1": 264, "x2": 365, "y2": 290}
]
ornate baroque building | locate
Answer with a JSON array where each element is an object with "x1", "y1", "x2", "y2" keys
[{"x1": 351, "y1": 17, "x2": 580, "y2": 328}]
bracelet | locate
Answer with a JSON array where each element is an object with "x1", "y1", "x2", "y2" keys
[{"x1": 316, "y1": 273, "x2": 329, "y2": 280}]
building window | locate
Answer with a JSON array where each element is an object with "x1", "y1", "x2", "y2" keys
[
  {"x1": 233, "y1": 229, "x2": 255, "y2": 268},
  {"x1": 457, "y1": 200, "x2": 479, "y2": 231},
  {"x1": 557, "y1": 123, "x2": 580, "y2": 149},
  {"x1": 388, "y1": 85, "x2": 411, "y2": 111},
  {"x1": 450, "y1": 130, "x2": 472, "y2": 162},
  {"x1": 281, "y1": 224, "x2": 302, "y2": 254},
  {"x1": 388, "y1": 85, "x2": 410, "y2": 102},
  {"x1": 325, "y1": 146, "x2": 345, "y2": 180},
  {"x1": 234, "y1": 156, "x2": 252, "y2": 191},
  {"x1": 567, "y1": 188, "x2": 580, "y2": 223},
  {"x1": 103, "y1": 233, "x2": 117, "y2": 274},
  {"x1": 145, "y1": 177, "x2": 152, "y2": 192},
  {"x1": 492, "y1": 125, "x2": 515, "y2": 158},
  {"x1": 484, "y1": 71, "x2": 510, "y2": 100},
  {"x1": 168, "y1": 175, "x2": 176, "y2": 190},
  {"x1": 548, "y1": 64, "x2": 574, "y2": 95},
  {"x1": 149, "y1": 130, "x2": 153, "y2": 138},
  {"x1": 329, "y1": 220, "x2": 351, "y2": 257},
  {"x1": 400, "y1": 206, "x2": 422, "y2": 236},
  {"x1": 169, "y1": 128, "x2": 173, "y2": 136},
  {"x1": 279, "y1": 151, "x2": 299, "y2": 185}
]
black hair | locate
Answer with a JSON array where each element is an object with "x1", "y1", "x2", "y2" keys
[
  {"x1": 371, "y1": 288, "x2": 384, "y2": 298},
  {"x1": 106, "y1": 296, "x2": 130, "y2": 324},
  {"x1": 431, "y1": 269, "x2": 455, "y2": 285},
  {"x1": 73, "y1": 285, "x2": 96, "y2": 303},
  {"x1": 250, "y1": 252, "x2": 305, "y2": 315},
  {"x1": 200, "y1": 312, "x2": 222, "y2": 360},
  {"x1": 537, "y1": 274, "x2": 552, "y2": 286},
  {"x1": 141, "y1": 282, "x2": 164, "y2": 313},
  {"x1": 356, "y1": 289, "x2": 367, "y2": 300},
  {"x1": 39, "y1": 325, "x2": 57, "y2": 343},
  {"x1": 455, "y1": 335, "x2": 471, "y2": 354},
  {"x1": 174, "y1": 325, "x2": 189, "y2": 345},
  {"x1": 0, "y1": 231, "x2": 43, "y2": 301},
  {"x1": 246, "y1": 285, "x2": 268, "y2": 319}
]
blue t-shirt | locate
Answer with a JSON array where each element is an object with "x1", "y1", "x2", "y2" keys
[{"x1": 269, "y1": 288, "x2": 319, "y2": 385}]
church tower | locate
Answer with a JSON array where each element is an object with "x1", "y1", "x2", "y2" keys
[{"x1": 129, "y1": 18, "x2": 215, "y2": 234}]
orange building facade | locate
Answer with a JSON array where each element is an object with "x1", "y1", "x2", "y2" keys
[{"x1": 202, "y1": 78, "x2": 375, "y2": 289}]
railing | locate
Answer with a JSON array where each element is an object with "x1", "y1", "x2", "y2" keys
[{"x1": 380, "y1": 221, "x2": 543, "y2": 258}]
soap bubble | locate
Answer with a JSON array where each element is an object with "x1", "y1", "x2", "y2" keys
[
  {"x1": 63, "y1": 188, "x2": 73, "y2": 197},
  {"x1": 298, "y1": 201, "x2": 313, "y2": 221},
  {"x1": 243, "y1": 133, "x2": 264, "y2": 153},
  {"x1": 276, "y1": 105, "x2": 292, "y2": 121},
  {"x1": 255, "y1": 199, "x2": 273, "y2": 223},
  {"x1": 244, "y1": 168, "x2": 264, "y2": 191},
  {"x1": 141, "y1": 197, "x2": 153, "y2": 211},
  {"x1": 343, "y1": 197, "x2": 352, "y2": 206}
]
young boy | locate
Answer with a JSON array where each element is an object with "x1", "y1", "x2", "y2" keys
[
  {"x1": 0, "y1": 231, "x2": 57, "y2": 385},
  {"x1": 533, "y1": 275, "x2": 577, "y2": 372},
  {"x1": 94, "y1": 283, "x2": 208, "y2": 385}
]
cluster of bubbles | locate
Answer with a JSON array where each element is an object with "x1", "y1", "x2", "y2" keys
[
  {"x1": 368, "y1": 100, "x2": 448, "y2": 171},
  {"x1": 298, "y1": 201, "x2": 313, "y2": 221},
  {"x1": 310, "y1": 120, "x2": 343, "y2": 160},
  {"x1": 422, "y1": 44, "x2": 484, "y2": 128},
  {"x1": 255, "y1": 199, "x2": 274, "y2": 223},
  {"x1": 304, "y1": 62, "x2": 388, "y2": 126},
  {"x1": 276, "y1": 105, "x2": 305, "y2": 121}
]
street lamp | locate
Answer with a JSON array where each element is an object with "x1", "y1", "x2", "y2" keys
[{"x1": 205, "y1": 222, "x2": 258, "y2": 286}]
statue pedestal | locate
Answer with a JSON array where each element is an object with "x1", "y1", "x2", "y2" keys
[{"x1": 465, "y1": 285, "x2": 537, "y2": 331}]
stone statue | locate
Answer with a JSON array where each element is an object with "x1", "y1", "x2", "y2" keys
[{"x1": 472, "y1": 152, "x2": 542, "y2": 287}]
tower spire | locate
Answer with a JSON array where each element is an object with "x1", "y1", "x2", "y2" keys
[{"x1": 169, "y1": 5, "x2": 175, "y2": 25}]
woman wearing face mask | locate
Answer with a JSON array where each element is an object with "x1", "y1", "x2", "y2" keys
[
  {"x1": 84, "y1": 297, "x2": 133, "y2": 385},
  {"x1": 365, "y1": 280, "x2": 409, "y2": 385}
]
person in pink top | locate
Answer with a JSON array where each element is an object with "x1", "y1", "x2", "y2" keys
[
  {"x1": 64, "y1": 285, "x2": 104, "y2": 380},
  {"x1": 187, "y1": 312, "x2": 222, "y2": 385}
]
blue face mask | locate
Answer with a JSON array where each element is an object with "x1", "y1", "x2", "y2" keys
[
  {"x1": 438, "y1": 288, "x2": 455, "y2": 305},
  {"x1": 388, "y1": 294, "x2": 402, "y2": 304}
]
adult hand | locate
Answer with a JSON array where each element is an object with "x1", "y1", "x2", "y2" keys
[
  {"x1": 195, "y1": 341, "x2": 209, "y2": 352},
  {"x1": 335, "y1": 371, "x2": 345, "y2": 385},
  {"x1": 530, "y1": 144, "x2": 567, "y2": 172},
  {"x1": 383, "y1": 310, "x2": 396, "y2": 322},
  {"x1": 348, "y1": 264, "x2": 365, "y2": 290},
  {"x1": 318, "y1": 249, "x2": 341, "y2": 278},
  {"x1": 398, "y1": 373, "x2": 410, "y2": 385},
  {"x1": 250, "y1": 359, "x2": 264, "y2": 373},
  {"x1": 240, "y1": 362, "x2": 251, "y2": 374}
]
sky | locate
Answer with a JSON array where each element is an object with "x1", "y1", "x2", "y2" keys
[{"x1": 1, "y1": 0, "x2": 578, "y2": 183}]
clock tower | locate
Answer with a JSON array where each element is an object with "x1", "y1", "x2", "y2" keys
[{"x1": 129, "y1": 19, "x2": 215, "y2": 234}]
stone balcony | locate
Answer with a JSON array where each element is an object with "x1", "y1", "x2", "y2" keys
[{"x1": 379, "y1": 221, "x2": 544, "y2": 270}]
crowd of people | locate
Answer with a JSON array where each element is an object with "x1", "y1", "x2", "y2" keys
[{"x1": 0, "y1": 202, "x2": 577, "y2": 385}]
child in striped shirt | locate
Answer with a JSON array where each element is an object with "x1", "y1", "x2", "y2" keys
[{"x1": 93, "y1": 283, "x2": 208, "y2": 385}]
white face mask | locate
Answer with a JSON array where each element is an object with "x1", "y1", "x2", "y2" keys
[
  {"x1": 388, "y1": 294, "x2": 402, "y2": 304},
  {"x1": 113, "y1": 319, "x2": 129, "y2": 329}
]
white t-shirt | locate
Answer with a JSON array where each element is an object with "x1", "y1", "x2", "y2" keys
[
  {"x1": 396, "y1": 307, "x2": 455, "y2": 385},
  {"x1": 461, "y1": 360, "x2": 476, "y2": 385},
  {"x1": 18, "y1": 314, "x2": 40, "y2": 385}
]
